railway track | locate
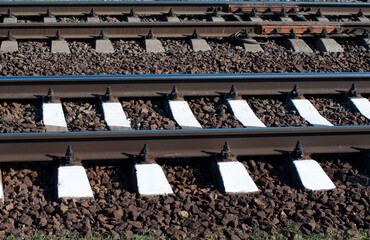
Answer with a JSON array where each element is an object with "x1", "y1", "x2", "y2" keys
[
  {"x1": 0, "y1": 72, "x2": 369, "y2": 161},
  {"x1": 0, "y1": 1, "x2": 369, "y2": 47},
  {"x1": 0, "y1": 2, "x2": 369, "y2": 238}
]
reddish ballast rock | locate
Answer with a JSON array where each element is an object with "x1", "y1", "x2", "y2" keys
[
  {"x1": 0, "y1": 39, "x2": 368, "y2": 76},
  {"x1": 0, "y1": 100, "x2": 45, "y2": 133},
  {"x1": 0, "y1": 154, "x2": 368, "y2": 238}
]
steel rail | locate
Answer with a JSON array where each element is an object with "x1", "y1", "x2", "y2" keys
[
  {"x1": 0, "y1": 1, "x2": 369, "y2": 16},
  {"x1": 0, "y1": 126, "x2": 368, "y2": 162},
  {"x1": 1, "y1": 21, "x2": 369, "y2": 39},
  {"x1": 0, "y1": 72, "x2": 369, "y2": 99}
]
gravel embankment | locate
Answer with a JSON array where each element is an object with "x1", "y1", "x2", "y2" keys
[
  {"x1": 0, "y1": 154, "x2": 368, "y2": 238},
  {"x1": 0, "y1": 39, "x2": 368, "y2": 76}
]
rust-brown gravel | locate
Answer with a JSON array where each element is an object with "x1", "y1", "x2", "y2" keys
[
  {"x1": 246, "y1": 96, "x2": 309, "y2": 127},
  {"x1": 63, "y1": 100, "x2": 108, "y2": 131},
  {"x1": 0, "y1": 100, "x2": 45, "y2": 133},
  {"x1": 120, "y1": 98, "x2": 179, "y2": 130},
  {"x1": 308, "y1": 96, "x2": 370, "y2": 125},
  {"x1": 0, "y1": 39, "x2": 368, "y2": 76},
  {"x1": 0, "y1": 154, "x2": 368, "y2": 238}
]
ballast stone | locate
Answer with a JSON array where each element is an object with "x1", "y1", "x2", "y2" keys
[
  {"x1": 217, "y1": 161, "x2": 259, "y2": 193},
  {"x1": 291, "y1": 99, "x2": 333, "y2": 126},
  {"x1": 0, "y1": 40, "x2": 18, "y2": 53},
  {"x1": 42, "y1": 103, "x2": 68, "y2": 132},
  {"x1": 285, "y1": 39, "x2": 313, "y2": 53},
  {"x1": 144, "y1": 39, "x2": 165, "y2": 53},
  {"x1": 51, "y1": 40, "x2": 71, "y2": 54},
  {"x1": 349, "y1": 98, "x2": 370, "y2": 120},
  {"x1": 314, "y1": 38, "x2": 344, "y2": 52},
  {"x1": 134, "y1": 163, "x2": 173, "y2": 195},
  {"x1": 58, "y1": 165, "x2": 94, "y2": 199},
  {"x1": 95, "y1": 39, "x2": 115, "y2": 53},
  {"x1": 190, "y1": 38, "x2": 211, "y2": 52},
  {"x1": 293, "y1": 159, "x2": 336, "y2": 191},
  {"x1": 227, "y1": 100, "x2": 266, "y2": 127},
  {"x1": 168, "y1": 100, "x2": 202, "y2": 129},
  {"x1": 101, "y1": 102, "x2": 131, "y2": 130}
]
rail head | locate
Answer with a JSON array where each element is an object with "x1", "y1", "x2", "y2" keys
[
  {"x1": 0, "y1": 72, "x2": 369, "y2": 99},
  {"x1": 0, "y1": 126, "x2": 369, "y2": 162}
]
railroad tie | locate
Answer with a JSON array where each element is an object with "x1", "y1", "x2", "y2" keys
[
  {"x1": 51, "y1": 31, "x2": 71, "y2": 54},
  {"x1": 288, "y1": 85, "x2": 333, "y2": 126},
  {"x1": 43, "y1": 9, "x2": 56, "y2": 23},
  {"x1": 346, "y1": 84, "x2": 370, "y2": 120},
  {"x1": 131, "y1": 145, "x2": 173, "y2": 196},
  {"x1": 214, "y1": 142, "x2": 259, "y2": 194},
  {"x1": 144, "y1": 30, "x2": 165, "y2": 53},
  {"x1": 57, "y1": 146, "x2": 94, "y2": 199},
  {"x1": 94, "y1": 30, "x2": 115, "y2": 53},
  {"x1": 42, "y1": 88, "x2": 68, "y2": 132},
  {"x1": 0, "y1": 171, "x2": 4, "y2": 204},
  {"x1": 313, "y1": 9, "x2": 330, "y2": 22},
  {"x1": 3, "y1": 9, "x2": 17, "y2": 23},
  {"x1": 87, "y1": 8, "x2": 100, "y2": 23},
  {"x1": 287, "y1": 141, "x2": 336, "y2": 191},
  {"x1": 125, "y1": 8, "x2": 141, "y2": 22},
  {"x1": 189, "y1": 29, "x2": 211, "y2": 52},
  {"x1": 100, "y1": 87, "x2": 131, "y2": 130},
  {"x1": 164, "y1": 8, "x2": 180, "y2": 22},
  {"x1": 166, "y1": 86, "x2": 202, "y2": 129},
  {"x1": 208, "y1": 9, "x2": 225, "y2": 22},
  {"x1": 226, "y1": 85, "x2": 266, "y2": 128},
  {"x1": 314, "y1": 30, "x2": 344, "y2": 53},
  {"x1": 284, "y1": 38, "x2": 313, "y2": 53},
  {"x1": 0, "y1": 31, "x2": 18, "y2": 53}
]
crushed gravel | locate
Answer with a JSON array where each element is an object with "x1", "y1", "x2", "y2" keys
[
  {"x1": 187, "y1": 97, "x2": 243, "y2": 128},
  {"x1": 0, "y1": 100, "x2": 46, "y2": 133},
  {"x1": 120, "y1": 98, "x2": 179, "y2": 130},
  {"x1": 246, "y1": 96, "x2": 309, "y2": 127},
  {"x1": 0, "y1": 154, "x2": 368, "y2": 238},
  {"x1": 308, "y1": 96, "x2": 370, "y2": 126},
  {"x1": 62, "y1": 100, "x2": 108, "y2": 132},
  {"x1": 0, "y1": 39, "x2": 368, "y2": 76}
]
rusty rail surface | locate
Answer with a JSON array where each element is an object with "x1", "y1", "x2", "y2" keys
[
  {"x1": 0, "y1": 126, "x2": 368, "y2": 162},
  {"x1": 0, "y1": 72, "x2": 369, "y2": 99},
  {"x1": 1, "y1": 21, "x2": 369, "y2": 39}
]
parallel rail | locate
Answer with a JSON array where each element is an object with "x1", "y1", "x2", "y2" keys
[
  {"x1": 0, "y1": 1, "x2": 369, "y2": 16},
  {"x1": 0, "y1": 72, "x2": 369, "y2": 99},
  {"x1": 0, "y1": 126, "x2": 368, "y2": 162},
  {"x1": 0, "y1": 1, "x2": 369, "y2": 39},
  {"x1": 1, "y1": 21, "x2": 369, "y2": 39}
]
